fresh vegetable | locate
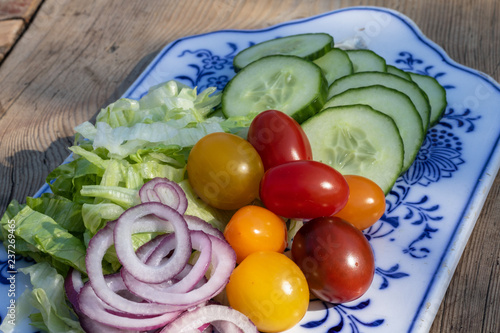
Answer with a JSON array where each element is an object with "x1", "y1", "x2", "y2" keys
[
  {"x1": 323, "y1": 85, "x2": 424, "y2": 172},
  {"x1": 302, "y1": 105, "x2": 404, "y2": 194},
  {"x1": 223, "y1": 205, "x2": 287, "y2": 263},
  {"x1": 186, "y1": 132, "x2": 264, "y2": 210},
  {"x1": 408, "y1": 72, "x2": 448, "y2": 126},
  {"x1": 247, "y1": 109, "x2": 313, "y2": 170},
  {"x1": 345, "y1": 49, "x2": 387, "y2": 72},
  {"x1": 327, "y1": 71, "x2": 432, "y2": 132},
  {"x1": 291, "y1": 216, "x2": 375, "y2": 304},
  {"x1": 222, "y1": 55, "x2": 328, "y2": 124},
  {"x1": 259, "y1": 160, "x2": 349, "y2": 219},
  {"x1": 313, "y1": 47, "x2": 354, "y2": 85},
  {"x1": 158, "y1": 304, "x2": 258, "y2": 332},
  {"x1": 334, "y1": 175, "x2": 386, "y2": 230},
  {"x1": 71, "y1": 180, "x2": 254, "y2": 331},
  {"x1": 232, "y1": 32, "x2": 334, "y2": 71},
  {"x1": 226, "y1": 251, "x2": 309, "y2": 332}
]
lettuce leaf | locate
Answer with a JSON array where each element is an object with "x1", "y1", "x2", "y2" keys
[
  {"x1": 1, "y1": 205, "x2": 87, "y2": 274},
  {"x1": 0, "y1": 263, "x2": 84, "y2": 333},
  {"x1": 75, "y1": 80, "x2": 224, "y2": 160}
]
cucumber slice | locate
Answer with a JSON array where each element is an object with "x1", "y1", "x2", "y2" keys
[
  {"x1": 302, "y1": 105, "x2": 404, "y2": 194},
  {"x1": 345, "y1": 49, "x2": 387, "y2": 72},
  {"x1": 328, "y1": 72, "x2": 431, "y2": 132},
  {"x1": 408, "y1": 72, "x2": 447, "y2": 126},
  {"x1": 323, "y1": 85, "x2": 424, "y2": 172},
  {"x1": 387, "y1": 65, "x2": 412, "y2": 80},
  {"x1": 233, "y1": 33, "x2": 334, "y2": 71},
  {"x1": 222, "y1": 55, "x2": 328, "y2": 124},
  {"x1": 313, "y1": 48, "x2": 353, "y2": 85}
]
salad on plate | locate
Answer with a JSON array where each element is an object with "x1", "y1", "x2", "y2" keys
[{"x1": 2, "y1": 6, "x2": 500, "y2": 333}]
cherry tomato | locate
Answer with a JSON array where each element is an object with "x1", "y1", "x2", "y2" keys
[
  {"x1": 247, "y1": 110, "x2": 313, "y2": 170},
  {"x1": 187, "y1": 132, "x2": 264, "y2": 210},
  {"x1": 259, "y1": 160, "x2": 349, "y2": 219},
  {"x1": 291, "y1": 216, "x2": 375, "y2": 304},
  {"x1": 224, "y1": 205, "x2": 287, "y2": 263},
  {"x1": 226, "y1": 251, "x2": 309, "y2": 332},
  {"x1": 334, "y1": 175, "x2": 386, "y2": 230}
]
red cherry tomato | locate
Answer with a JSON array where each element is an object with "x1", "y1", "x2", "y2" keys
[
  {"x1": 291, "y1": 216, "x2": 375, "y2": 304},
  {"x1": 247, "y1": 110, "x2": 313, "y2": 170},
  {"x1": 334, "y1": 175, "x2": 386, "y2": 230},
  {"x1": 259, "y1": 160, "x2": 349, "y2": 219}
]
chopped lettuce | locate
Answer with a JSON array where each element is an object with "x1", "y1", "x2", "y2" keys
[
  {"x1": 75, "y1": 80, "x2": 224, "y2": 159},
  {"x1": 0, "y1": 263, "x2": 84, "y2": 333},
  {"x1": 1, "y1": 205, "x2": 87, "y2": 274}
]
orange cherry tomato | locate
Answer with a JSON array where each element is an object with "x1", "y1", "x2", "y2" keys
[
  {"x1": 334, "y1": 175, "x2": 386, "y2": 230},
  {"x1": 224, "y1": 205, "x2": 287, "y2": 263}
]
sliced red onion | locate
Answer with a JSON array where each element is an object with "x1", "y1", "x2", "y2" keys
[
  {"x1": 158, "y1": 304, "x2": 258, "y2": 333},
  {"x1": 121, "y1": 234, "x2": 235, "y2": 306},
  {"x1": 122, "y1": 230, "x2": 212, "y2": 296},
  {"x1": 64, "y1": 268, "x2": 84, "y2": 312},
  {"x1": 85, "y1": 223, "x2": 180, "y2": 315},
  {"x1": 114, "y1": 202, "x2": 192, "y2": 283},
  {"x1": 140, "y1": 178, "x2": 188, "y2": 214},
  {"x1": 78, "y1": 282, "x2": 180, "y2": 331},
  {"x1": 184, "y1": 215, "x2": 225, "y2": 240},
  {"x1": 78, "y1": 311, "x2": 140, "y2": 333}
]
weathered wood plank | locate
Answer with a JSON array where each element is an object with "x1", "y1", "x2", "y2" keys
[
  {"x1": 0, "y1": 19, "x2": 24, "y2": 61},
  {"x1": 0, "y1": 0, "x2": 42, "y2": 22}
]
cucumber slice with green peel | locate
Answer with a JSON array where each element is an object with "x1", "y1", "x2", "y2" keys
[
  {"x1": 323, "y1": 85, "x2": 424, "y2": 172},
  {"x1": 408, "y1": 72, "x2": 447, "y2": 126},
  {"x1": 233, "y1": 33, "x2": 334, "y2": 71},
  {"x1": 222, "y1": 55, "x2": 328, "y2": 124},
  {"x1": 302, "y1": 105, "x2": 404, "y2": 194},
  {"x1": 328, "y1": 72, "x2": 431, "y2": 132},
  {"x1": 345, "y1": 49, "x2": 387, "y2": 72},
  {"x1": 313, "y1": 48, "x2": 353, "y2": 85},
  {"x1": 387, "y1": 65, "x2": 412, "y2": 80}
]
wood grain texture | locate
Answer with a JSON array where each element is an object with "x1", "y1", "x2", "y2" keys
[
  {"x1": 0, "y1": 19, "x2": 24, "y2": 61},
  {"x1": 0, "y1": 0, "x2": 498, "y2": 332}
]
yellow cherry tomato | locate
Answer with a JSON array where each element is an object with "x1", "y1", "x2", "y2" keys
[
  {"x1": 334, "y1": 175, "x2": 386, "y2": 230},
  {"x1": 187, "y1": 132, "x2": 264, "y2": 210},
  {"x1": 226, "y1": 251, "x2": 309, "y2": 332},
  {"x1": 224, "y1": 205, "x2": 287, "y2": 263}
]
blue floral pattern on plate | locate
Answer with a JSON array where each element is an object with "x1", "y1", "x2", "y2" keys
[{"x1": 2, "y1": 6, "x2": 500, "y2": 333}]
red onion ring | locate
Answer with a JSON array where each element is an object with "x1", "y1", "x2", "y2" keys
[
  {"x1": 140, "y1": 178, "x2": 188, "y2": 214},
  {"x1": 183, "y1": 215, "x2": 225, "y2": 240},
  {"x1": 114, "y1": 202, "x2": 192, "y2": 283},
  {"x1": 78, "y1": 281, "x2": 181, "y2": 330},
  {"x1": 64, "y1": 268, "x2": 84, "y2": 312},
  {"x1": 122, "y1": 233, "x2": 235, "y2": 306},
  {"x1": 158, "y1": 304, "x2": 258, "y2": 333},
  {"x1": 85, "y1": 222, "x2": 179, "y2": 315},
  {"x1": 122, "y1": 230, "x2": 212, "y2": 295}
]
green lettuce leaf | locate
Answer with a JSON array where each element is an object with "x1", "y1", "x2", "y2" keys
[
  {"x1": 74, "y1": 80, "x2": 224, "y2": 160},
  {"x1": 1, "y1": 205, "x2": 87, "y2": 274},
  {"x1": 0, "y1": 262, "x2": 84, "y2": 333},
  {"x1": 26, "y1": 194, "x2": 85, "y2": 233}
]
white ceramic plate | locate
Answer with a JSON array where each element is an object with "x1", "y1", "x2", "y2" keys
[{"x1": 2, "y1": 6, "x2": 500, "y2": 333}]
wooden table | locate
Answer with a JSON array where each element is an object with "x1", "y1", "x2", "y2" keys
[{"x1": 0, "y1": 1, "x2": 498, "y2": 332}]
